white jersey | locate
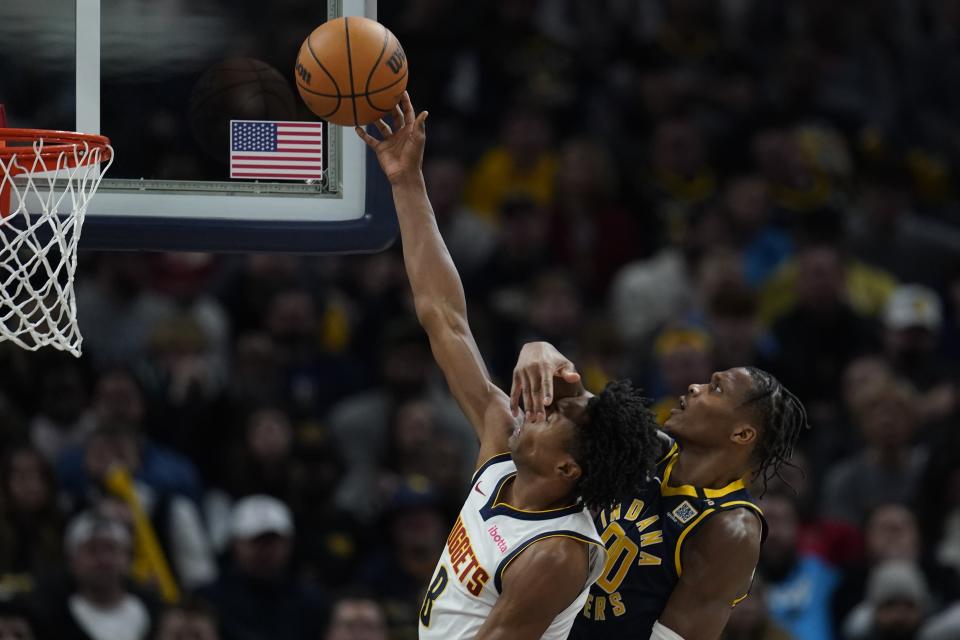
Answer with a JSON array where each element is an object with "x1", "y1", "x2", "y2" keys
[{"x1": 419, "y1": 453, "x2": 605, "y2": 640}]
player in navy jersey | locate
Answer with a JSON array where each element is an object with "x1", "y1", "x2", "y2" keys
[{"x1": 511, "y1": 342, "x2": 808, "y2": 640}]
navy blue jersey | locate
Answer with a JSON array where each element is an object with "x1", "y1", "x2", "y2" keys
[{"x1": 569, "y1": 439, "x2": 767, "y2": 639}]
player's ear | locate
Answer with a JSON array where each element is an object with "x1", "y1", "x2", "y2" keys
[
  {"x1": 731, "y1": 423, "x2": 757, "y2": 447},
  {"x1": 557, "y1": 457, "x2": 581, "y2": 482}
]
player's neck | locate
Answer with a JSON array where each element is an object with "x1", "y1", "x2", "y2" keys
[
  {"x1": 671, "y1": 444, "x2": 747, "y2": 490},
  {"x1": 502, "y1": 469, "x2": 577, "y2": 512}
]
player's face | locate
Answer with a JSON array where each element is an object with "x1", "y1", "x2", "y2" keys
[
  {"x1": 663, "y1": 367, "x2": 754, "y2": 447},
  {"x1": 508, "y1": 396, "x2": 588, "y2": 473}
]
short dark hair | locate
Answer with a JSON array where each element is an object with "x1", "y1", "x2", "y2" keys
[
  {"x1": 740, "y1": 368, "x2": 809, "y2": 495},
  {"x1": 572, "y1": 381, "x2": 660, "y2": 511},
  {"x1": 327, "y1": 587, "x2": 388, "y2": 629}
]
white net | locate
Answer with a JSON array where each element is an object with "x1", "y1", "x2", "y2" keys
[{"x1": 0, "y1": 137, "x2": 113, "y2": 357}]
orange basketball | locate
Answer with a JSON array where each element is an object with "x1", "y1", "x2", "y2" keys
[{"x1": 295, "y1": 17, "x2": 409, "y2": 126}]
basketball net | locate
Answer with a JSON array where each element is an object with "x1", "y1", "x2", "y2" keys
[{"x1": 0, "y1": 109, "x2": 113, "y2": 357}]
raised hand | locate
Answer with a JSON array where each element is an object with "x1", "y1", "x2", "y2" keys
[{"x1": 355, "y1": 91, "x2": 428, "y2": 184}]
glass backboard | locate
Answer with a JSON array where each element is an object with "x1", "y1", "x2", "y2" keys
[{"x1": 0, "y1": 0, "x2": 394, "y2": 253}]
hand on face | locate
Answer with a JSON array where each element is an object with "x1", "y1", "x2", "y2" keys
[{"x1": 510, "y1": 342, "x2": 585, "y2": 421}]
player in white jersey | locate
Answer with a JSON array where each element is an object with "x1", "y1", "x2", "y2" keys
[
  {"x1": 357, "y1": 93, "x2": 661, "y2": 640},
  {"x1": 418, "y1": 452, "x2": 605, "y2": 640}
]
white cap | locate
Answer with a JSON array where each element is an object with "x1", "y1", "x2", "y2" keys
[
  {"x1": 230, "y1": 495, "x2": 293, "y2": 540},
  {"x1": 883, "y1": 284, "x2": 943, "y2": 331},
  {"x1": 65, "y1": 512, "x2": 131, "y2": 552},
  {"x1": 867, "y1": 560, "x2": 929, "y2": 607}
]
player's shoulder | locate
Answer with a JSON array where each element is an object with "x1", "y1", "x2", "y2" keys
[
  {"x1": 675, "y1": 508, "x2": 762, "y2": 596},
  {"x1": 471, "y1": 450, "x2": 515, "y2": 485},
  {"x1": 522, "y1": 535, "x2": 586, "y2": 562},
  {"x1": 503, "y1": 535, "x2": 588, "y2": 585},
  {"x1": 689, "y1": 508, "x2": 762, "y2": 559}
]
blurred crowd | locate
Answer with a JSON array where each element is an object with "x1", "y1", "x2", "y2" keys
[{"x1": 3, "y1": 1, "x2": 960, "y2": 639}]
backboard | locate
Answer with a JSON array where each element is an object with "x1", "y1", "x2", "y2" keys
[{"x1": 0, "y1": 0, "x2": 395, "y2": 253}]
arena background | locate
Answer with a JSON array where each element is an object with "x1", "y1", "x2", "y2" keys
[{"x1": 1, "y1": 1, "x2": 960, "y2": 639}]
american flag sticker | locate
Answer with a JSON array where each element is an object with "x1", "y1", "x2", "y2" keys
[{"x1": 230, "y1": 120, "x2": 324, "y2": 181}]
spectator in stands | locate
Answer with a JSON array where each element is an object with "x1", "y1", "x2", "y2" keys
[
  {"x1": 487, "y1": 269, "x2": 585, "y2": 379},
  {"x1": 61, "y1": 422, "x2": 216, "y2": 592},
  {"x1": 546, "y1": 138, "x2": 642, "y2": 292},
  {"x1": 833, "y1": 503, "x2": 960, "y2": 630},
  {"x1": 328, "y1": 319, "x2": 475, "y2": 521},
  {"x1": 423, "y1": 156, "x2": 495, "y2": 280},
  {"x1": 0, "y1": 446, "x2": 63, "y2": 598},
  {"x1": 263, "y1": 288, "x2": 366, "y2": 420},
  {"x1": 705, "y1": 286, "x2": 776, "y2": 371},
  {"x1": 34, "y1": 511, "x2": 157, "y2": 640},
  {"x1": 199, "y1": 496, "x2": 327, "y2": 640},
  {"x1": 822, "y1": 378, "x2": 927, "y2": 525},
  {"x1": 59, "y1": 368, "x2": 202, "y2": 503},
  {"x1": 378, "y1": 400, "x2": 438, "y2": 487},
  {"x1": 141, "y1": 313, "x2": 227, "y2": 456},
  {"x1": 463, "y1": 108, "x2": 557, "y2": 221},
  {"x1": 842, "y1": 356, "x2": 894, "y2": 419},
  {"x1": 75, "y1": 253, "x2": 174, "y2": 367},
  {"x1": 611, "y1": 205, "x2": 728, "y2": 346},
  {"x1": 0, "y1": 598, "x2": 40, "y2": 640},
  {"x1": 643, "y1": 116, "x2": 718, "y2": 232},
  {"x1": 223, "y1": 332, "x2": 284, "y2": 421},
  {"x1": 377, "y1": 401, "x2": 467, "y2": 520},
  {"x1": 881, "y1": 285, "x2": 958, "y2": 425},
  {"x1": 760, "y1": 450, "x2": 862, "y2": 571},
  {"x1": 469, "y1": 197, "x2": 552, "y2": 311},
  {"x1": 759, "y1": 492, "x2": 839, "y2": 640},
  {"x1": 324, "y1": 590, "x2": 388, "y2": 640},
  {"x1": 768, "y1": 241, "x2": 880, "y2": 433},
  {"x1": 27, "y1": 357, "x2": 95, "y2": 465},
  {"x1": 356, "y1": 478, "x2": 446, "y2": 640},
  {"x1": 750, "y1": 125, "x2": 835, "y2": 220},
  {"x1": 915, "y1": 422, "x2": 960, "y2": 577},
  {"x1": 848, "y1": 164, "x2": 957, "y2": 288},
  {"x1": 290, "y1": 436, "x2": 363, "y2": 591},
  {"x1": 208, "y1": 419, "x2": 362, "y2": 589},
  {"x1": 147, "y1": 252, "x2": 231, "y2": 371},
  {"x1": 723, "y1": 175, "x2": 793, "y2": 289},
  {"x1": 842, "y1": 560, "x2": 931, "y2": 640},
  {"x1": 154, "y1": 598, "x2": 221, "y2": 640},
  {"x1": 215, "y1": 254, "x2": 306, "y2": 335},
  {"x1": 220, "y1": 408, "x2": 303, "y2": 505}
]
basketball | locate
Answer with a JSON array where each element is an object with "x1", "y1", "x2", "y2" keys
[
  {"x1": 295, "y1": 17, "x2": 408, "y2": 126},
  {"x1": 189, "y1": 58, "x2": 298, "y2": 162}
]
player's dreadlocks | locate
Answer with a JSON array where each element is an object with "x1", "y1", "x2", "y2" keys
[
  {"x1": 740, "y1": 367, "x2": 810, "y2": 495},
  {"x1": 570, "y1": 380, "x2": 661, "y2": 512}
]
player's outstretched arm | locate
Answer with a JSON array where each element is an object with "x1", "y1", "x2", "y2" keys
[
  {"x1": 357, "y1": 92, "x2": 512, "y2": 459},
  {"x1": 655, "y1": 510, "x2": 762, "y2": 640},
  {"x1": 475, "y1": 537, "x2": 589, "y2": 640}
]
